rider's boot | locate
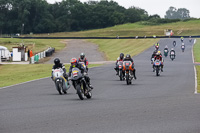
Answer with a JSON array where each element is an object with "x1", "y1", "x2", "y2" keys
[
  {"x1": 88, "y1": 84, "x2": 93, "y2": 89},
  {"x1": 153, "y1": 66, "x2": 155, "y2": 72},
  {"x1": 116, "y1": 70, "x2": 119, "y2": 75}
]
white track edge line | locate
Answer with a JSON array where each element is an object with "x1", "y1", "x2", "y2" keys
[{"x1": 192, "y1": 39, "x2": 198, "y2": 94}]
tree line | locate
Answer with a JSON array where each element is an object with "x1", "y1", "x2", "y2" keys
[{"x1": 0, "y1": 0, "x2": 191, "y2": 35}]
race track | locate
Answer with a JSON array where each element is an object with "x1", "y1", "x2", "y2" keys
[{"x1": 1, "y1": 38, "x2": 200, "y2": 133}]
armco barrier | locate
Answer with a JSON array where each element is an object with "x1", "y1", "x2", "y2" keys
[{"x1": 5, "y1": 36, "x2": 200, "y2": 39}]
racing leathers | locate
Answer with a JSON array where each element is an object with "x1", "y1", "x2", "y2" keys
[
  {"x1": 52, "y1": 63, "x2": 68, "y2": 80},
  {"x1": 78, "y1": 57, "x2": 89, "y2": 71}
]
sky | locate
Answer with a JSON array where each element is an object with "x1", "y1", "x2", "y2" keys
[{"x1": 46, "y1": 0, "x2": 200, "y2": 18}]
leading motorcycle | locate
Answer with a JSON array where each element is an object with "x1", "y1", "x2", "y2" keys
[
  {"x1": 52, "y1": 68, "x2": 70, "y2": 95},
  {"x1": 70, "y1": 67, "x2": 92, "y2": 100}
]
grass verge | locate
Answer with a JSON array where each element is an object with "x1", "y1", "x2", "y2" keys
[
  {"x1": 0, "y1": 64, "x2": 102, "y2": 88},
  {"x1": 194, "y1": 39, "x2": 200, "y2": 93},
  {"x1": 88, "y1": 39, "x2": 159, "y2": 60}
]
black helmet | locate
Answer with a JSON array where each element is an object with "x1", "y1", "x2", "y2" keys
[
  {"x1": 120, "y1": 53, "x2": 124, "y2": 59},
  {"x1": 54, "y1": 58, "x2": 60, "y2": 65},
  {"x1": 126, "y1": 54, "x2": 131, "y2": 59},
  {"x1": 80, "y1": 53, "x2": 85, "y2": 60}
]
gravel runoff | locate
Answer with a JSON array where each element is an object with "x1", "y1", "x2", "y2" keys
[{"x1": 46, "y1": 39, "x2": 106, "y2": 64}]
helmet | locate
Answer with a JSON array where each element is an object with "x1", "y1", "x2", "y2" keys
[
  {"x1": 125, "y1": 54, "x2": 131, "y2": 59},
  {"x1": 80, "y1": 53, "x2": 85, "y2": 60},
  {"x1": 70, "y1": 58, "x2": 77, "y2": 66},
  {"x1": 119, "y1": 53, "x2": 124, "y2": 59},
  {"x1": 54, "y1": 58, "x2": 60, "y2": 65},
  {"x1": 157, "y1": 51, "x2": 161, "y2": 54}
]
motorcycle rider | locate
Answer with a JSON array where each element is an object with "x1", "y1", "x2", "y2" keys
[
  {"x1": 78, "y1": 53, "x2": 89, "y2": 71},
  {"x1": 181, "y1": 36, "x2": 184, "y2": 42},
  {"x1": 51, "y1": 58, "x2": 68, "y2": 80},
  {"x1": 170, "y1": 48, "x2": 176, "y2": 58},
  {"x1": 123, "y1": 54, "x2": 137, "y2": 79},
  {"x1": 163, "y1": 45, "x2": 169, "y2": 56},
  {"x1": 68, "y1": 58, "x2": 93, "y2": 89},
  {"x1": 155, "y1": 42, "x2": 159, "y2": 50},
  {"x1": 114, "y1": 53, "x2": 124, "y2": 75},
  {"x1": 153, "y1": 51, "x2": 164, "y2": 72}
]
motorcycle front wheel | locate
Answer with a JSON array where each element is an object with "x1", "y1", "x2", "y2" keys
[
  {"x1": 126, "y1": 73, "x2": 129, "y2": 85},
  {"x1": 76, "y1": 84, "x2": 84, "y2": 100}
]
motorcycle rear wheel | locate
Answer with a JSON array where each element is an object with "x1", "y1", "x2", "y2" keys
[
  {"x1": 119, "y1": 70, "x2": 123, "y2": 81},
  {"x1": 56, "y1": 82, "x2": 62, "y2": 95},
  {"x1": 156, "y1": 67, "x2": 160, "y2": 76}
]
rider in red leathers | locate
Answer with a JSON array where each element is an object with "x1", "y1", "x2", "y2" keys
[
  {"x1": 78, "y1": 53, "x2": 89, "y2": 71},
  {"x1": 153, "y1": 51, "x2": 164, "y2": 72}
]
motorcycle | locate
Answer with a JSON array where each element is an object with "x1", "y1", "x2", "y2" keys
[
  {"x1": 155, "y1": 45, "x2": 159, "y2": 51},
  {"x1": 153, "y1": 59, "x2": 162, "y2": 76},
  {"x1": 181, "y1": 44, "x2": 185, "y2": 52},
  {"x1": 170, "y1": 51, "x2": 175, "y2": 61},
  {"x1": 79, "y1": 61, "x2": 88, "y2": 72},
  {"x1": 123, "y1": 61, "x2": 134, "y2": 85},
  {"x1": 163, "y1": 49, "x2": 168, "y2": 57},
  {"x1": 52, "y1": 68, "x2": 70, "y2": 95},
  {"x1": 70, "y1": 67, "x2": 92, "y2": 100},
  {"x1": 173, "y1": 41, "x2": 176, "y2": 47},
  {"x1": 117, "y1": 61, "x2": 124, "y2": 81}
]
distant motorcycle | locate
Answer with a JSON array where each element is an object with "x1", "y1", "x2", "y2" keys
[
  {"x1": 170, "y1": 51, "x2": 175, "y2": 61},
  {"x1": 79, "y1": 61, "x2": 88, "y2": 72},
  {"x1": 153, "y1": 59, "x2": 162, "y2": 76},
  {"x1": 52, "y1": 68, "x2": 70, "y2": 95},
  {"x1": 117, "y1": 61, "x2": 124, "y2": 81},
  {"x1": 70, "y1": 67, "x2": 92, "y2": 100},
  {"x1": 155, "y1": 45, "x2": 159, "y2": 51},
  {"x1": 181, "y1": 44, "x2": 185, "y2": 52},
  {"x1": 173, "y1": 41, "x2": 176, "y2": 47},
  {"x1": 123, "y1": 61, "x2": 134, "y2": 85},
  {"x1": 163, "y1": 49, "x2": 169, "y2": 57}
]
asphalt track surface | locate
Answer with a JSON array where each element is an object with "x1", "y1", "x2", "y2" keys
[{"x1": 1, "y1": 38, "x2": 200, "y2": 133}]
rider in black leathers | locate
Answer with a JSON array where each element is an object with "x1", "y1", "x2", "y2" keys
[
  {"x1": 68, "y1": 58, "x2": 93, "y2": 89},
  {"x1": 51, "y1": 58, "x2": 68, "y2": 80}
]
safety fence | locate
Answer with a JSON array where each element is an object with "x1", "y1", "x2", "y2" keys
[{"x1": 30, "y1": 47, "x2": 55, "y2": 64}]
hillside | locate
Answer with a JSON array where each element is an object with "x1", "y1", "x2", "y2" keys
[{"x1": 26, "y1": 20, "x2": 200, "y2": 37}]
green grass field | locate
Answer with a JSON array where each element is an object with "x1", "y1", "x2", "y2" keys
[
  {"x1": 27, "y1": 20, "x2": 200, "y2": 37},
  {"x1": 194, "y1": 39, "x2": 200, "y2": 93},
  {"x1": 88, "y1": 39, "x2": 159, "y2": 60},
  {"x1": 0, "y1": 64, "x2": 101, "y2": 88}
]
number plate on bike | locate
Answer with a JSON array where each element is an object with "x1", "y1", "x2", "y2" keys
[{"x1": 72, "y1": 70, "x2": 78, "y2": 77}]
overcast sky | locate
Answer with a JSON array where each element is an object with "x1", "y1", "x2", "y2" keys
[{"x1": 46, "y1": 0, "x2": 200, "y2": 18}]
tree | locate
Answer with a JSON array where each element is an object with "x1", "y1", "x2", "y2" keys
[{"x1": 165, "y1": 6, "x2": 190, "y2": 19}]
